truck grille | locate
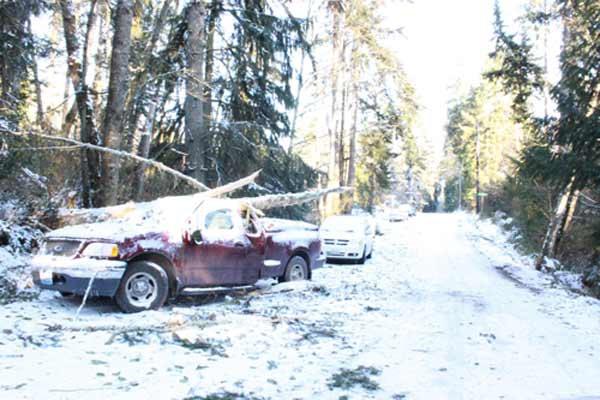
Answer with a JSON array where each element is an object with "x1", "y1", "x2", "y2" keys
[
  {"x1": 40, "y1": 240, "x2": 82, "y2": 257},
  {"x1": 323, "y1": 239, "x2": 349, "y2": 246}
]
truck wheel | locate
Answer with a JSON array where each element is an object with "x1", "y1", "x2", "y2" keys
[
  {"x1": 115, "y1": 261, "x2": 168, "y2": 313},
  {"x1": 282, "y1": 256, "x2": 308, "y2": 282}
]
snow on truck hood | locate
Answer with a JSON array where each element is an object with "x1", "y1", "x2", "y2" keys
[{"x1": 47, "y1": 220, "x2": 168, "y2": 242}]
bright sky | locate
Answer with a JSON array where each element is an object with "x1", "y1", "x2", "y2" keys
[{"x1": 385, "y1": 0, "x2": 545, "y2": 166}]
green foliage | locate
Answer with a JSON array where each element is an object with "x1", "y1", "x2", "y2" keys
[
  {"x1": 549, "y1": 0, "x2": 600, "y2": 191},
  {"x1": 113, "y1": 0, "x2": 318, "y2": 207},
  {"x1": 0, "y1": 0, "x2": 46, "y2": 124},
  {"x1": 356, "y1": 128, "x2": 393, "y2": 212},
  {"x1": 444, "y1": 74, "x2": 523, "y2": 211},
  {"x1": 486, "y1": 1, "x2": 544, "y2": 125}
]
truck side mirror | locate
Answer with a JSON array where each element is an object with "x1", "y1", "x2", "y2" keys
[{"x1": 191, "y1": 230, "x2": 203, "y2": 245}]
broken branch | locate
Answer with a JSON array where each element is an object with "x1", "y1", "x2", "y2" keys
[
  {"x1": 1, "y1": 128, "x2": 210, "y2": 191},
  {"x1": 242, "y1": 186, "x2": 353, "y2": 210}
]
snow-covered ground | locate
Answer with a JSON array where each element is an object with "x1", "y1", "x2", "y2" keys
[{"x1": 1, "y1": 213, "x2": 600, "y2": 399}]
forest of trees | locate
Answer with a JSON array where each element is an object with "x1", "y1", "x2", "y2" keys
[
  {"x1": 442, "y1": 0, "x2": 599, "y2": 292},
  {"x1": 0, "y1": 0, "x2": 426, "y2": 223}
]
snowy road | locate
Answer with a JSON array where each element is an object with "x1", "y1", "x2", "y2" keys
[{"x1": 1, "y1": 213, "x2": 600, "y2": 399}]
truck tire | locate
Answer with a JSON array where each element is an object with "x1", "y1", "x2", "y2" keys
[
  {"x1": 282, "y1": 256, "x2": 308, "y2": 282},
  {"x1": 357, "y1": 246, "x2": 367, "y2": 265},
  {"x1": 115, "y1": 261, "x2": 168, "y2": 313}
]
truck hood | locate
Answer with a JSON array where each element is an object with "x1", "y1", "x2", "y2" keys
[{"x1": 46, "y1": 220, "x2": 171, "y2": 243}]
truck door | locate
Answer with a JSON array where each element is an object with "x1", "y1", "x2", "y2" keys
[
  {"x1": 182, "y1": 208, "x2": 249, "y2": 286},
  {"x1": 241, "y1": 215, "x2": 265, "y2": 282}
]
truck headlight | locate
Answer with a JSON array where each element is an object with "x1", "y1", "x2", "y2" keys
[{"x1": 81, "y1": 243, "x2": 119, "y2": 258}]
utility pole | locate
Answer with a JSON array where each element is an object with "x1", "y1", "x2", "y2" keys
[{"x1": 475, "y1": 122, "x2": 481, "y2": 214}]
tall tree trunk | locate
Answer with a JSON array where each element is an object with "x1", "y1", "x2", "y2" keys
[
  {"x1": 347, "y1": 80, "x2": 358, "y2": 187},
  {"x1": 93, "y1": 0, "x2": 109, "y2": 128},
  {"x1": 535, "y1": 177, "x2": 576, "y2": 270},
  {"x1": 123, "y1": 0, "x2": 171, "y2": 152},
  {"x1": 184, "y1": 1, "x2": 206, "y2": 183},
  {"x1": 203, "y1": 0, "x2": 220, "y2": 186},
  {"x1": 554, "y1": 188, "x2": 579, "y2": 254},
  {"x1": 59, "y1": 0, "x2": 101, "y2": 207},
  {"x1": 327, "y1": 1, "x2": 342, "y2": 189},
  {"x1": 133, "y1": 100, "x2": 157, "y2": 200},
  {"x1": 28, "y1": 19, "x2": 44, "y2": 128},
  {"x1": 339, "y1": 82, "x2": 347, "y2": 186},
  {"x1": 325, "y1": 0, "x2": 344, "y2": 216},
  {"x1": 61, "y1": 69, "x2": 71, "y2": 130},
  {"x1": 99, "y1": 0, "x2": 134, "y2": 206}
]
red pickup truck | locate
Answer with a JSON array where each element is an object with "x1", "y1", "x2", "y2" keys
[{"x1": 31, "y1": 199, "x2": 325, "y2": 312}]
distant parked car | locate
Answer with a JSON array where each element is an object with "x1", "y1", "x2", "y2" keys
[
  {"x1": 388, "y1": 204, "x2": 413, "y2": 221},
  {"x1": 320, "y1": 215, "x2": 374, "y2": 264},
  {"x1": 408, "y1": 205, "x2": 417, "y2": 217}
]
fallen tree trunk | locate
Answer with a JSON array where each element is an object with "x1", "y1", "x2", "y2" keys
[
  {"x1": 242, "y1": 186, "x2": 353, "y2": 210},
  {"x1": 57, "y1": 170, "x2": 262, "y2": 227}
]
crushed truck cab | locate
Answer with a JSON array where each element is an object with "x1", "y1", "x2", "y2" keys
[{"x1": 32, "y1": 199, "x2": 325, "y2": 312}]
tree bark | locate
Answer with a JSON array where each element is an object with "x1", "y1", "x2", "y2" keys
[
  {"x1": 59, "y1": 0, "x2": 101, "y2": 207},
  {"x1": 554, "y1": 187, "x2": 579, "y2": 255},
  {"x1": 61, "y1": 69, "x2": 71, "y2": 130},
  {"x1": 535, "y1": 177, "x2": 576, "y2": 269},
  {"x1": 123, "y1": 0, "x2": 171, "y2": 152},
  {"x1": 202, "y1": 0, "x2": 221, "y2": 186},
  {"x1": 325, "y1": 0, "x2": 344, "y2": 216},
  {"x1": 339, "y1": 81, "x2": 347, "y2": 186},
  {"x1": 28, "y1": 19, "x2": 44, "y2": 128},
  {"x1": 347, "y1": 80, "x2": 358, "y2": 187},
  {"x1": 92, "y1": 0, "x2": 109, "y2": 128},
  {"x1": 327, "y1": 1, "x2": 343, "y2": 189},
  {"x1": 133, "y1": 100, "x2": 157, "y2": 200},
  {"x1": 184, "y1": 1, "x2": 206, "y2": 183},
  {"x1": 99, "y1": 0, "x2": 134, "y2": 206}
]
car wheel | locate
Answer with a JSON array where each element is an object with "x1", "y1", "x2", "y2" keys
[
  {"x1": 357, "y1": 246, "x2": 367, "y2": 264},
  {"x1": 115, "y1": 261, "x2": 168, "y2": 313},
  {"x1": 282, "y1": 256, "x2": 309, "y2": 282}
]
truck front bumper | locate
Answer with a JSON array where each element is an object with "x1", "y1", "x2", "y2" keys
[{"x1": 31, "y1": 255, "x2": 127, "y2": 297}]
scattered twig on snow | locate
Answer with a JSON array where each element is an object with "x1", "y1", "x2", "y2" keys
[{"x1": 76, "y1": 271, "x2": 98, "y2": 318}]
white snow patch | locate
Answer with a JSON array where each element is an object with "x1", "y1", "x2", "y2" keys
[{"x1": 1, "y1": 214, "x2": 600, "y2": 399}]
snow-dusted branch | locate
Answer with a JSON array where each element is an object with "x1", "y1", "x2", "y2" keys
[
  {"x1": 242, "y1": 186, "x2": 353, "y2": 210},
  {"x1": 1, "y1": 128, "x2": 210, "y2": 191}
]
